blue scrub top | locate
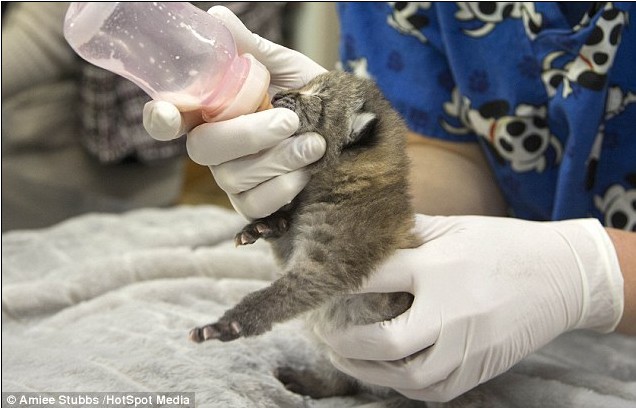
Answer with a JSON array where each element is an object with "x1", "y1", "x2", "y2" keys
[{"x1": 338, "y1": 2, "x2": 635, "y2": 231}]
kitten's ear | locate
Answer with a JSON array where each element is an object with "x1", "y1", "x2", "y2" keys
[{"x1": 346, "y1": 111, "x2": 378, "y2": 148}]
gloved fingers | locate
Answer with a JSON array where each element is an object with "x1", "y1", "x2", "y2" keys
[
  {"x1": 316, "y1": 301, "x2": 441, "y2": 361},
  {"x1": 143, "y1": 100, "x2": 204, "y2": 141},
  {"x1": 207, "y1": 5, "x2": 271, "y2": 59},
  {"x1": 354, "y1": 249, "x2": 425, "y2": 295},
  {"x1": 329, "y1": 321, "x2": 465, "y2": 394},
  {"x1": 329, "y1": 346, "x2": 456, "y2": 392},
  {"x1": 227, "y1": 169, "x2": 311, "y2": 220},
  {"x1": 329, "y1": 355, "x2": 417, "y2": 390},
  {"x1": 211, "y1": 132, "x2": 326, "y2": 195},
  {"x1": 394, "y1": 320, "x2": 468, "y2": 396},
  {"x1": 186, "y1": 108, "x2": 299, "y2": 166},
  {"x1": 394, "y1": 354, "x2": 472, "y2": 403},
  {"x1": 411, "y1": 214, "x2": 466, "y2": 243},
  {"x1": 395, "y1": 381, "x2": 464, "y2": 403},
  {"x1": 207, "y1": 6, "x2": 326, "y2": 90}
]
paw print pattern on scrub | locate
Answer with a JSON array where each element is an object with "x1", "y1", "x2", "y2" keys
[{"x1": 337, "y1": 3, "x2": 635, "y2": 224}]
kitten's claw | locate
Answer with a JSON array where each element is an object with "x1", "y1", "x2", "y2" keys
[
  {"x1": 255, "y1": 223, "x2": 269, "y2": 234},
  {"x1": 188, "y1": 327, "x2": 204, "y2": 343},
  {"x1": 234, "y1": 231, "x2": 257, "y2": 246},
  {"x1": 234, "y1": 223, "x2": 270, "y2": 246},
  {"x1": 235, "y1": 214, "x2": 290, "y2": 246},
  {"x1": 189, "y1": 320, "x2": 242, "y2": 343},
  {"x1": 276, "y1": 218, "x2": 288, "y2": 233}
]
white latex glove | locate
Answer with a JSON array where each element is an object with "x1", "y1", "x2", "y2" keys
[
  {"x1": 318, "y1": 215, "x2": 624, "y2": 402},
  {"x1": 142, "y1": 6, "x2": 327, "y2": 219}
]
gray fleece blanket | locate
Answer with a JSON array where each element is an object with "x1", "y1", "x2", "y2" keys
[{"x1": 2, "y1": 206, "x2": 635, "y2": 407}]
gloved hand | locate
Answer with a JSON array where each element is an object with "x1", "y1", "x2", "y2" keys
[
  {"x1": 317, "y1": 215, "x2": 624, "y2": 402},
  {"x1": 142, "y1": 6, "x2": 327, "y2": 219}
]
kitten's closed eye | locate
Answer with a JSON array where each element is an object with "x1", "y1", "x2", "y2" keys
[{"x1": 271, "y1": 92, "x2": 287, "y2": 104}]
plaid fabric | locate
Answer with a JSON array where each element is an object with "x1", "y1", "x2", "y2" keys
[{"x1": 79, "y1": 65, "x2": 183, "y2": 164}]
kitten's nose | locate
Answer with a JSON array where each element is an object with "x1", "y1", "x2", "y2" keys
[
  {"x1": 271, "y1": 93, "x2": 295, "y2": 110},
  {"x1": 271, "y1": 93, "x2": 286, "y2": 104}
]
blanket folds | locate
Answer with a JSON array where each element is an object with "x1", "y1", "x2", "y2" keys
[{"x1": 2, "y1": 206, "x2": 635, "y2": 407}]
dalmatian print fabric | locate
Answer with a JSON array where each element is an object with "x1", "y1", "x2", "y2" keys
[{"x1": 338, "y1": 2, "x2": 635, "y2": 230}]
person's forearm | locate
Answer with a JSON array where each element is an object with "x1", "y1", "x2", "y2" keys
[
  {"x1": 406, "y1": 132, "x2": 507, "y2": 216},
  {"x1": 406, "y1": 132, "x2": 634, "y2": 335},
  {"x1": 607, "y1": 228, "x2": 636, "y2": 335}
]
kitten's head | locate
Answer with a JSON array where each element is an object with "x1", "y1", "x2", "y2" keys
[{"x1": 271, "y1": 71, "x2": 381, "y2": 154}]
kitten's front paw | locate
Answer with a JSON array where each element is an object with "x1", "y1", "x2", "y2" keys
[
  {"x1": 234, "y1": 215, "x2": 289, "y2": 246},
  {"x1": 189, "y1": 320, "x2": 242, "y2": 343},
  {"x1": 234, "y1": 227, "x2": 260, "y2": 246}
]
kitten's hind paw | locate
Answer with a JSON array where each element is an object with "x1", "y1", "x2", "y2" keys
[
  {"x1": 275, "y1": 367, "x2": 315, "y2": 396},
  {"x1": 189, "y1": 320, "x2": 242, "y2": 343},
  {"x1": 275, "y1": 366, "x2": 356, "y2": 398}
]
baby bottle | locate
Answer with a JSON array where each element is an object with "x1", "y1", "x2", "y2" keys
[{"x1": 63, "y1": 2, "x2": 270, "y2": 122}]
